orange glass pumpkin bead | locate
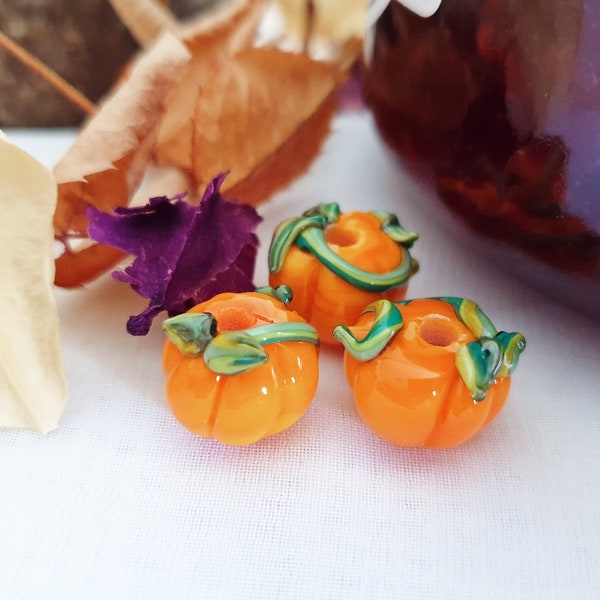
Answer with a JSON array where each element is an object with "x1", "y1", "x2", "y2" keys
[
  {"x1": 268, "y1": 203, "x2": 418, "y2": 344},
  {"x1": 162, "y1": 286, "x2": 319, "y2": 446},
  {"x1": 334, "y1": 298, "x2": 526, "y2": 448}
]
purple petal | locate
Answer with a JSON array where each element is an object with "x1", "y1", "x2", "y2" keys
[{"x1": 87, "y1": 174, "x2": 262, "y2": 335}]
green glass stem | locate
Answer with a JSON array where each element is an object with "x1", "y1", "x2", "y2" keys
[
  {"x1": 162, "y1": 312, "x2": 217, "y2": 357},
  {"x1": 163, "y1": 301, "x2": 319, "y2": 376},
  {"x1": 333, "y1": 300, "x2": 404, "y2": 362},
  {"x1": 335, "y1": 297, "x2": 526, "y2": 402},
  {"x1": 268, "y1": 202, "x2": 418, "y2": 292},
  {"x1": 296, "y1": 227, "x2": 416, "y2": 291},
  {"x1": 254, "y1": 284, "x2": 294, "y2": 305}
]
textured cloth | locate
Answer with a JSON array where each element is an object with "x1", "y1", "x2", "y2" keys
[{"x1": 1, "y1": 116, "x2": 599, "y2": 599}]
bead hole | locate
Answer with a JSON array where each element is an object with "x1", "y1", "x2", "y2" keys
[
  {"x1": 216, "y1": 307, "x2": 257, "y2": 331},
  {"x1": 325, "y1": 225, "x2": 358, "y2": 247},
  {"x1": 420, "y1": 316, "x2": 460, "y2": 347}
]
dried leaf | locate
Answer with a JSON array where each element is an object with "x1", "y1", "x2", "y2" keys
[
  {"x1": 226, "y1": 91, "x2": 339, "y2": 205},
  {"x1": 0, "y1": 132, "x2": 68, "y2": 433},
  {"x1": 53, "y1": 33, "x2": 192, "y2": 287},
  {"x1": 108, "y1": 0, "x2": 179, "y2": 47},
  {"x1": 153, "y1": 0, "x2": 266, "y2": 171},
  {"x1": 54, "y1": 244, "x2": 127, "y2": 289},
  {"x1": 52, "y1": 0, "x2": 353, "y2": 289},
  {"x1": 273, "y1": 0, "x2": 368, "y2": 49},
  {"x1": 190, "y1": 47, "x2": 344, "y2": 205},
  {"x1": 87, "y1": 174, "x2": 262, "y2": 335}
]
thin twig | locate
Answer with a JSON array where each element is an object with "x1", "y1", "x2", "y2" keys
[
  {"x1": 0, "y1": 31, "x2": 97, "y2": 117},
  {"x1": 302, "y1": 0, "x2": 316, "y2": 54}
]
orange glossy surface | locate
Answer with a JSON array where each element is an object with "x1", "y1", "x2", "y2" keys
[
  {"x1": 269, "y1": 211, "x2": 408, "y2": 345},
  {"x1": 162, "y1": 292, "x2": 319, "y2": 445},
  {"x1": 343, "y1": 299, "x2": 511, "y2": 448}
]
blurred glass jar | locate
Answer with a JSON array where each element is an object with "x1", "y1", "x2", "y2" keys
[{"x1": 362, "y1": 0, "x2": 600, "y2": 319}]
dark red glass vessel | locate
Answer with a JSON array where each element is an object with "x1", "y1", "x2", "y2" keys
[{"x1": 362, "y1": 0, "x2": 600, "y2": 319}]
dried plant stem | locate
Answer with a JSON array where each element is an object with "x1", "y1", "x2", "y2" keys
[
  {"x1": 302, "y1": 0, "x2": 316, "y2": 54},
  {"x1": 0, "y1": 31, "x2": 97, "y2": 117}
]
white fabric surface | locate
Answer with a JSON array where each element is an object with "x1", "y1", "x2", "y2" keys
[{"x1": 2, "y1": 114, "x2": 599, "y2": 599}]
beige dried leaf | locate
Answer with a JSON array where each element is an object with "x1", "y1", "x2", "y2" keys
[
  {"x1": 108, "y1": 0, "x2": 180, "y2": 47},
  {"x1": 0, "y1": 132, "x2": 68, "y2": 433},
  {"x1": 274, "y1": 0, "x2": 368, "y2": 49}
]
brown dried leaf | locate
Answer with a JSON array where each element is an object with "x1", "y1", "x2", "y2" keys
[
  {"x1": 53, "y1": 33, "x2": 191, "y2": 287},
  {"x1": 153, "y1": 0, "x2": 266, "y2": 171},
  {"x1": 52, "y1": 0, "x2": 353, "y2": 288},
  {"x1": 54, "y1": 245, "x2": 127, "y2": 289},
  {"x1": 225, "y1": 89, "x2": 339, "y2": 206},
  {"x1": 0, "y1": 132, "x2": 68, "y2": 433},
  {"x1": 190, "y1": 47, "x2": 344, "y2": 205}
]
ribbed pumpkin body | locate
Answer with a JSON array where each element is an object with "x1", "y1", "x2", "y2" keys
[
  {"x1": 163, "y1": 292, "x2": 319, "y2": 445},
  {"x1": 343, "y1": 299, "x2": 511, "y2": 448}
]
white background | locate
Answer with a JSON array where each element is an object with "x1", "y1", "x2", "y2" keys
[{"x1": 2, "y1": 114, "x2": 599, "y2": 599}]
